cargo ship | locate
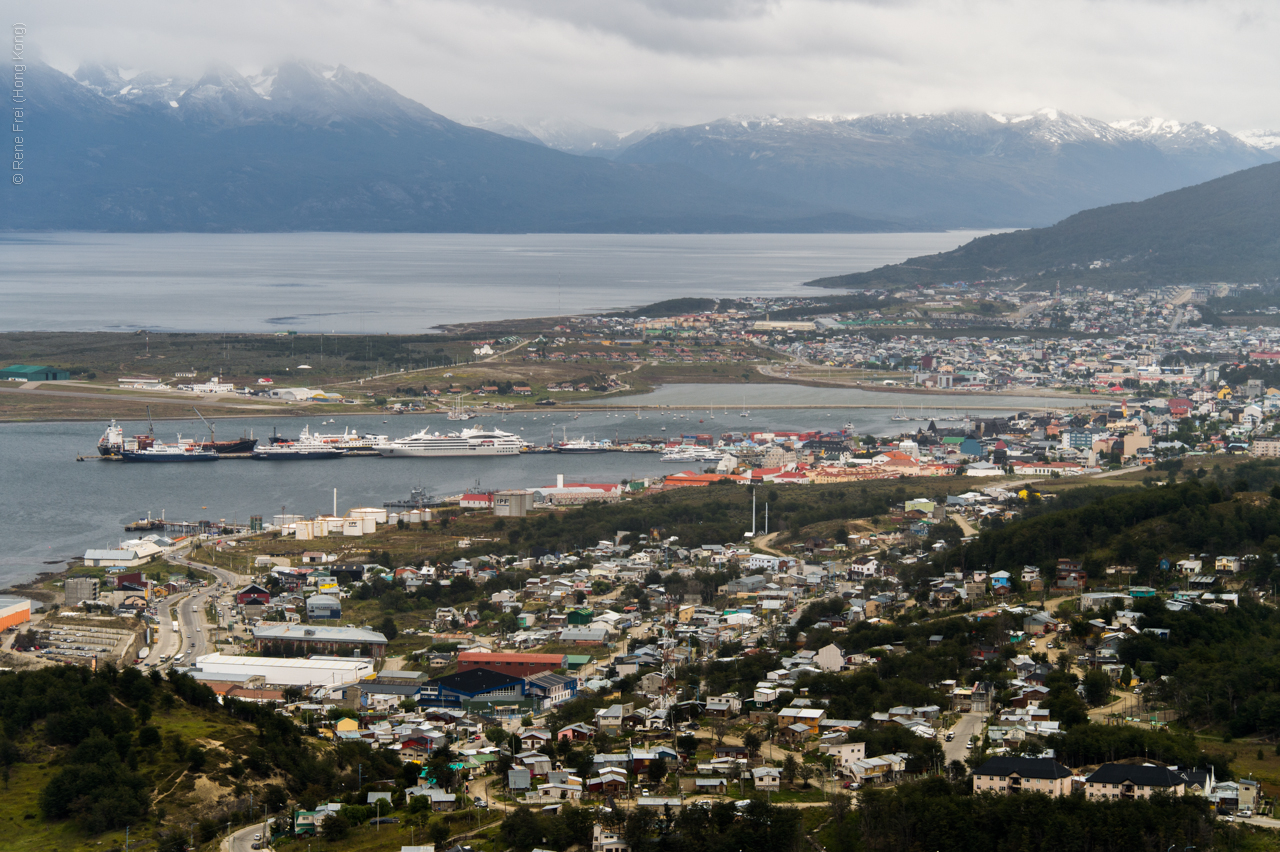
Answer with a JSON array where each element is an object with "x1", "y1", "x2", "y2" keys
[
  {"x1": 120, "y1": 442, "x2": 220, "y2": 462},
  {"x1": 98, "y1": 420, "x2": 156, "y2": 456}
]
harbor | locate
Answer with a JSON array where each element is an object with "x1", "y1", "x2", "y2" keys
[{"x1": 3, "y1": 387, "x2": 1086, "y2": 589}]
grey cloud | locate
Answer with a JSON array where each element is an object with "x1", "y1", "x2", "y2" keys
[{"x1": 3, "y1": 0, "x2": 1277, "y2": 134}]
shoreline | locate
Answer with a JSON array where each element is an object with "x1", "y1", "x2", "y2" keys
[{"x1": 0, "y1": 379, "x2": 1104, "y2": 424}]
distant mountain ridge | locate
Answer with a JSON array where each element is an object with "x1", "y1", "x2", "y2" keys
[
  {"x1": 612, "y1": 109, "x2": 1276, "y2": 228},
  {"x1": 6, "y1": 61, "x2": 910, "y2": 234},
  {"x1": 805, "y1": 161, "x2": 1280, "y2": 290},
  {"x1": 9, "y1": 60, "x2": 1277, "y2": 233}
]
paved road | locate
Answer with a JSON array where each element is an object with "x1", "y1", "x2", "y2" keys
[
  {"x1": 944, "y1": 712, "x2": 985, "y2": 764},
  {"x1": 148, "y1": 548, "x2": 248, "y2": 667},
  {"x1": 222, "y1": 819, "x2": 274, "y2": 852}
]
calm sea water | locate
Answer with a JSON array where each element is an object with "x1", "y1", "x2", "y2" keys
[
  {"x1": 0, "y1": 232, "x2": 997, "y2": 333},
  {"x1": 0, "y1": 388, "x2": 1079, "y2": 589}
]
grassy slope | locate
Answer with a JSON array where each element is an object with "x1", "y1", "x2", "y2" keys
[{"x1": 5, "y1": 700, "x2": 260, "y2": 852}]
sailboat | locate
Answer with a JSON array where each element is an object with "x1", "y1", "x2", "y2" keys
[
  {"x1": 740, "y1": 395, "x2": 749, "y2": 418},
  {"x1": 890, "y1": 404, "x2": 910, "y2": 422}
]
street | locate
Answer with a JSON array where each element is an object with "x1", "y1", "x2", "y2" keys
[
  {"x1": 142, "y1": 547, "x2": 248, "y2": 670},
  {"x1": 222, "y1": 819, "x2": 274, "y2": 852},
  {"x1": 943, "y1": 712, "x2": 985, "y2": 765}
]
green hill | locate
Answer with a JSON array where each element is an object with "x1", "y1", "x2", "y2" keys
[{"x1": 808, "y1": 161, "x2": 1280, "y2": 289}]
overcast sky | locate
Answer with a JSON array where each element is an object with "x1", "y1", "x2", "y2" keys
[{"x1": 9, "y1": 0, "x2": 1279, "y2": 133}]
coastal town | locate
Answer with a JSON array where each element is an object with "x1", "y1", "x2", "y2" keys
[{"x1": 5, "y1": 282, "x2": 1280, "y2": 852}]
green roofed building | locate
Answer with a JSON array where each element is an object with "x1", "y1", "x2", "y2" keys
[
  {"x1": 1, "y1": 364, "x2": 69, "y2": 381},
  {"x1": 567, "y1": 608, "x2": 594, "y2": 626},
  {"x1": 564, "y1": 654, "x2": 593, "y2": 671}
]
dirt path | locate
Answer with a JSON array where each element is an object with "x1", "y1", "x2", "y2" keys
[
  {"x1": 948, "y1": 513, "x2": 978, "y2": 537},
  {"x1": 753, "y1": 532, "x2": 787, "y2": 557}
]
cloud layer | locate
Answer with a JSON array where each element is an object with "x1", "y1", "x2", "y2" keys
[{"x1": 7, "y1": 0, "x2": 1278, "y2": 133}]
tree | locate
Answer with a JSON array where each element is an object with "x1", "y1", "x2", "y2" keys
[
  {"x1": 1083, "y1": 669, "x2": 1113, "y2": 706},
  {"x1": 742, "y1": 731, "x2": 762, "y2": 755},
  {"x1": 430, "y1": 819, "x2": 452, "y2": 848},
  {"x1": 829, "y1": 792, "x2": 851, "y2": 824},
  {"x1": 320, "y1": 810, "x2": 350, "y2": 841},
  {"x1": 486, "y1": 727, "x2": 509, "y2": 749},
  {"x1": 647, "y1": 757, "x2": 668, "y2": 786},
  {"x1": 501, "y1": 806, "x2": 542, "y2": 851},
  {"x1": 711, "y1": 718, "x2": 730, "y2": 745},
  {"x1": 378, "y1": 616, "x2": 398, "y2": 641},
  {"x1": 782, "y1": 753, "x2": 798, "y2": 783},
  {"x1": 676, "y1": 734, "x2": 699, "y2": 755}
]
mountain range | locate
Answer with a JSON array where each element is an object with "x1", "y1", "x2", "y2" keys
[
  {"x1": 6, "y1": 60, "x2": 1277, "y2": 233},
  {"x1": 8, "y1": 61, "x2": 899, "y2": 233},
  {"x1": 805, "y1": 160, "x2": 1280, "y2": 290}
]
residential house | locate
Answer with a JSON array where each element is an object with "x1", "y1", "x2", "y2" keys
[
  {"x1": 972, "y1": 757, "x2": 1073, "y2": 796},
  {"x1": 1085, "y1": 764, "x2": 1186, "y2": 800}
]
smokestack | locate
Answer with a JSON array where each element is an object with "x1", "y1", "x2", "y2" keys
[
  {"x1": 557, "y1": 474, "x2": 564, "y2": 488},
  {"x1": 333, "y1": 487, "x2": 337, "y2": 517}
]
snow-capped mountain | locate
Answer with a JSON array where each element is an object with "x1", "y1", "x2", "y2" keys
[
  {"x1": 71, "y1": 61, "x2": 448, "y2": 130},
  {"x1": 14, "y1": 60, "x2": 897, "y2": 233},
  {"x1": 1237, "y1": 129, "x2": 1280, "y2": 152},
  {"x1": 465, "y1": 117, "x2": 674, "y2": 158},
  {"x1": 615, "y1": 108, "x2": 1277, "y2": 227}
]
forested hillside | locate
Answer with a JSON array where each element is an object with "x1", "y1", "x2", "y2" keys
[{"x1": 808, "y1": 160, "x2": 1280, "y2": 289}]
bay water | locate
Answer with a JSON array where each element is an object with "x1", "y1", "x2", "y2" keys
[
  {"x1": 0, "y1": 388, "x2": 1078, "y2": 589},
  {"x1": 0, "y1": 231, "x2": 997, "y2": 333}
]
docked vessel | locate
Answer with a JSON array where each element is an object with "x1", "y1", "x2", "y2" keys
[
  {"x1": 98, "y1": 420, "x2": 156, "y2": 456},
  {"x1": 183, "y1": 436, "x2": 258, "y2": 454},
  {"x1": 125, "y1": 514, "x2": 166, "y2": 531},
  {"x1": 375, "y1": 427, "x2": 525, "y2": 457},
  {"x1": 556, "y1": 437, "x2": 613, "y2": 454},
  {"x1": 251, "y1": 442, "x2": 347, "y2": 460},
  {"x1": 660, "y1": 447, "x2": 724, "y2": 463},
  {"x1": 268, "y1": 424, "x2": 387, "y2": 449},
  {"x1": 188, "y1": 407, "x2": 258, "y2": 454},
  {"x1": 120, "y1": 443, "x2": 220, "y2": 462}
]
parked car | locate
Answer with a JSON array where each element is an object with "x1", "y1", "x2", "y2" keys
[{"x1": 945, "y1": 732, "x2": 955, "y2": 742}]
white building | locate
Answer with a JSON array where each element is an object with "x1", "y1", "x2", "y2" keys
[{"x1": 189, "y1": 653, "x2": 373, "y2": 687}]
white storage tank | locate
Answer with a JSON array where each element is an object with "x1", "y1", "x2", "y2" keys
[
  {"x1": 349, "y1": 507, "x2": 388, "y2": 524},
  {"x1": 294, "y1": 520, "x2": 314, "y2": 540}
]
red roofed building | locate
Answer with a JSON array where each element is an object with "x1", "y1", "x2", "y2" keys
[
  {"x1": 460, "y1": 493, "x2": 494, "y2": 509},
  {"x1": 457, "y1": 651, "x2": 566, "y2": 676},
  {"x1": 661, "y1": 471, "x2": 749, "y2": 489}
]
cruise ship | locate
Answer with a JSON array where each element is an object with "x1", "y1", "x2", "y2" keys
[
  {"x1": 556, "y1": 437, "x2": 613, "y2": 454},
  {"x1": 251, "y1": 442, "x2": 347, "y2": 460},
  {"x1": 375, "y1": 427, "x2": 525, "y2": 458},
  {"x1": 660, "y1": 447, "x2": 724, "y2": 463}
]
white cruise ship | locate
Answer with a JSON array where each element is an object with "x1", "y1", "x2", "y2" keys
[{"x1": 375, "y1": 427, "x2": 524, "y2": 458}]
